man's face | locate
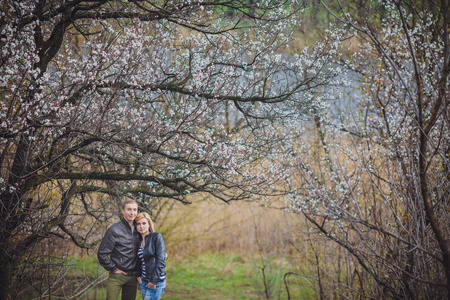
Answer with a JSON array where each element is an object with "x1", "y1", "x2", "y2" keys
[{"x1": 122, "y1": 203, "x2": 138, "y2": 223}]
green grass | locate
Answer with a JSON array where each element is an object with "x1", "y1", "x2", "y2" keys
[
  {"x1": 165, "y1": 252, "x2": 255, "y2": 299},
  {"x1": 165, "y1": 252, "x2": 316, "y2": 299},
  {"x1": 74, "y1": 252, "x2": 316, "y2": 299}
]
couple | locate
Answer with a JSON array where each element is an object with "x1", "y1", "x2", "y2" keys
[{"x1": 97, "y1": 199, "x2": 166, "y2": 300}]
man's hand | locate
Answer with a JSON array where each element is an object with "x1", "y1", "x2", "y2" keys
[{"x1": 114, "y1": 269, "x2": 127, "y2": 275}]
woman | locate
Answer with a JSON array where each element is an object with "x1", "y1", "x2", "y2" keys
[{"x1": 135, "y1": 212, "x2": 166, "y2": 300}]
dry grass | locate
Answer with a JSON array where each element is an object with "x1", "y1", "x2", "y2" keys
[{"x1": 157, "y1": 198, "x2": 301, "y2": 257}]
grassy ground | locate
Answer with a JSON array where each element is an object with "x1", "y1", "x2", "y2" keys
[
  {"x1": 165, "y1": 252, "x2": 256, "y2": 299},
  {"x1": 76, "y1": 252, "x2": 316, "y2": 299}
]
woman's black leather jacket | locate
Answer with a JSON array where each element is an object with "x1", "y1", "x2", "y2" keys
[{"x1": 140, "y1": 231, "x2": 166, "y2": 284}]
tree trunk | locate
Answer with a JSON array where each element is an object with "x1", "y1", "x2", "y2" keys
[
  {"x1": 0, "y1": 135, "x2": 30, "y2": 299},
  {"x1": 0, "y1": 254, "x2": 13, "y2": 300}
]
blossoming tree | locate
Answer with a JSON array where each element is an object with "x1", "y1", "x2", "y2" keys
[
  {"x1": 287, "y1": 0, "x2": 449, "y2": 298},
  {"x1": 0, "y1": 0, "x2": 345, "y2": 298}
]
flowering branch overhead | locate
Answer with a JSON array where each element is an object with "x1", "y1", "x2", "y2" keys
[{"x1": 0, "y1": 0, "x2": 348, "y2": 297}]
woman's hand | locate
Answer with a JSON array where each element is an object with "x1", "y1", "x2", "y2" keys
[
  {"x1": 137, "y1": 277, "x2": 142, "y2": 284},
  {"x1": 146, "y1": 282, "x2": 156, "y2": 289}
]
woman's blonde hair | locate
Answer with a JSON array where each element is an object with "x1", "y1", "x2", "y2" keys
[{"x1": 135, "y1": 212, "x2": 154, "y2": 232}]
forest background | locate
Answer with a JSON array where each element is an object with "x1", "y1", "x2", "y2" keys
[{"x1": 1, "y1": 0, "x2": 448, "y2": 299}]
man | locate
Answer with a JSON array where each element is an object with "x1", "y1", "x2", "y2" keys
[{"x1": 98, "y1": 199, "x2": 140, "y2": 300}]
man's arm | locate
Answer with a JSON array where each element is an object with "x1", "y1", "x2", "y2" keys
[{"x1": 97, "y1": 227, "x2": 118, "y2": 272}]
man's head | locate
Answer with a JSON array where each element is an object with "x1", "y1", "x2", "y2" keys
[{"x1": 121, "y1": 199, "x2": 138, "y2": 224}]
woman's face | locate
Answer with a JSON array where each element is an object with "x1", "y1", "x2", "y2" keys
[{"x1": 136, "y1": 217, "x2": 150, "y2": 235}]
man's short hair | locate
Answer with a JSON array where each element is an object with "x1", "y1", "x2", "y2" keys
[{"x1": 122, "y1": 199, "x2": 138, "y2": 209}]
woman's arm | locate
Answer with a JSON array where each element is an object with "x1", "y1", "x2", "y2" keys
[{"x1": 148, "y1": 233, "x2": 166, "y2": 285}]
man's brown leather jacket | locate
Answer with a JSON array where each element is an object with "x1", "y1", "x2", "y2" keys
[{"x1": 98, "y1": 218, "x2": 140, "y2": 274}]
